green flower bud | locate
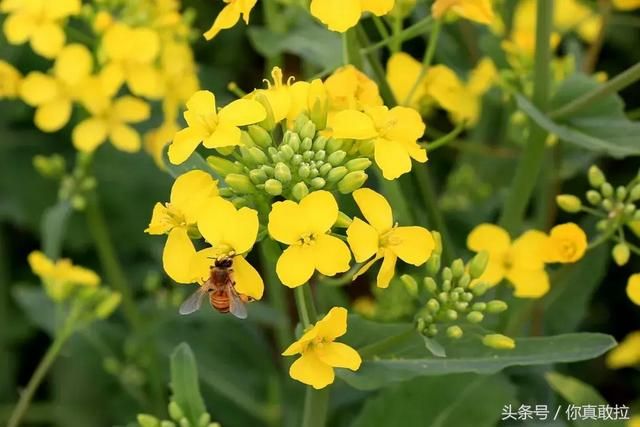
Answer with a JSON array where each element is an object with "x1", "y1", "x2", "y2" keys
[
  {"x1": 445, "y1": 309, "x2": 458, "y2": 321},
  {"x1": 310, "y1": 167, "x2": 319, "y2": 178},
  {"x1": 345, "y1": 158, "x2": 372, "y2": 171},
  {"x1": 616, "y1": 186, "x2": 627, "y2": 201},
  {"x1": 33, "y1": 154, "x2": 66, "y2": 178},
  {"x1": 264, "y1": 179, "x2": 283, "y2": 196},
  {"x1": 300, "y1": 120, "x2": 316, "y2": 140},
  {"x1": 274, "y1": 162, "x2": 292, "y2": 183},
  {"x1": 310, "y1": 177, "x2": 326, "y2": 190},
  {"x1": 467, "y1": 311, "x2": 484, "y2": 323},
  {"x1": 602, "y1": 199, "x2": 613, "y2": 211},
  {"x1": 240, "y1": 130, "x2": 255, "y2": 147},
  {"x1": 586, "y1": 190, "x2": 602, "y2": 205},
  {"x1": 630, "y1": 184, "x2": 640, "y2": 202},
  {"x1": 601, "y1": 183, "x2": 613, "y2": 198},
  {"x1": 291, "y1": 154, "x2": 303, "y2": 166},
  {"x1": 461, "y1": 292, "x2": 473, "y2": 302},
  {"x1": 291, "y1": 182, "x2": 309, "y2": 201},
  {"x1": 301, "y1": 136, "x2": 313, "y2": 151},
  {"x1": 319, "y1": 163, "x2": 333, "y2": 176},
  {"x1": 338, "y1": 171, "x2": 367, "y2": 193},
  {"x1": 95, "y1": 292, "x2": 122, "y2": 318},
  {"x1": 335, "y1": 211, "x2": 353, "y2": 228},
  {"x1": 472, "y1": 302, "x2": 486, "y2": 311},
  {"x1": 447, "y1": 325, "x2": 463, "y2": 339},
  {"x1": 624, "y1": 203, "x2": 636, "y2": 216},
  {"x1": 249, "y1": 169, "x2": 268, "y2": 184},
  {"x1": 160, "y1": 421, "x2": 176, "y2": 427},
  {"x1": 179, "y1": 418, "x2": 190, "y2": 427},
  {"x1": 556, "y1": 195, "x2": 582, "y2": 213},
  {"x1": 71, "y1": 195, "x2": 86, "y2": 211},
  {"x1": 424, "y1": 277, "x2": 438, "y2": 294},
  {"x1": 357, "y1": 139, "x2": 375, "y2": 156},
  {"x1": 327, "y1": 150, "x2": 347, "y2": 166},
  {"x1": 482, "y1": 334, "x2": 515, "y2": 350},
  {"x1": 634, "y1": 210, "x2": 640, "y2": 221},
  {"x1": 469, "y1": 251, "x2": 489, "y2": 279},
  {"x1": 313, "y1": 150, "x2": 325, "y2": 162},
  {"x1": 612, "y1": 243, "x2": 630, "y2": 266},
  {"x1": 231, "y1": 197, "x2": 247, "y2": 208},
  {"x1": 207, "y1": 156, "x2": 243, "y2": 176},
  {"x1": 438, "y1": 292, "x2": 449, "y2": 303},
  {"x1": 280, "y1": 144, "x2": 295, "y2": 161},
  {"x1": 400, "y1": 274, "x2": 419, "y2": 297},
  {"x1": 416, "y1": 317, "x2": 427, "y2": 333},
  {"x1": 442, "y1": 279, "x2": 451, "y2": 292},
  {"x1": 302, "y1": 151, "x2": 314, "y2": 162},
  {"x1": 218, "y1": 188, "x2": 233, "y2": 198},
  {"x1": 326, "y1": 137, "x2": 343, "y2": 153},
  {"x1": 198, "y1": 413, "x2": 211, "y2": 427},
  {"x1": 168, "y1": 402, "x2": 184, "y2": 421},
  {"x1": 455, "y1": 301, "x2": 469, "y2": 311},
  {"x1": 425, "y1": 254, "x2": 441, "y2": 277},
  {"x1": 595, "y1": 219, "x2": 608, "y2": 231},
  {"x1": 458, "y1": 273, "x2": 471, "y2": 288},
  {"x1": 312, "y1": 136, "x2": 327, "y2": 151},
  {"x1": 137, "y1": 414, "x2": 160, "y2": 427},
  {"x1": 426, "y1": 298, "x2": 440, "y2": 313},
  {"x1": 80, "y1": 176, "x2": 96, "y2": 191},
  {"x1": 588, "y1": 165, "x2": 605, "y2": 188},
  {"x1": 248, "y1": 147, "x2": 268, "y2": 165},
  {"x1": 486, "y1": 300, "x2": 508, "y2": 313},
  {"x1": 253, "y1": 92, "x2": 276, "y2": 131},
  {"x1": 426, "y1": 324, "x2": 438, "y2": 337},
  {"x1": 471, "y1": 281, "x2": 489, "y2": 296},
  {"x1": 286, "y1": 132, "x2": 301, "y2": 151},
  {"x1": 225, "y1": 174, "x2": 255, "y2": 194},
  {"x1": 451, "y1": 259, "x2": 465, "y2": 279},
  {"x1": 327, "y1": 166, "x2": 348, "y2": 184},
  {"x1": 297, "y1": 165, "x2": 311, "y2": 180},
  {"x1": 432, "y1": 231, "x2": 442, "y2": 255},
  {"x1": 442, "y1": 267, "x2": 453, "y2": 281},
  {"x1": 248, "y1": 125, "x2": 272, "y2": 148}
]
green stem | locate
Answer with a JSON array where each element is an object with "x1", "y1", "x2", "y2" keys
[
  {"x1": 361, "y1": 16, "x2": 433, "y2": 54},
  {"x1": 403, "y1": 19, "x2": 442, "y2": 106},
  {"x1": 7, "y1": 325, "x2": 72, "y2": 427},
  {"x1": 356, "y1": 26, "x2": 397, "y2": 106},
  {"x1": 550, "y1": 60, "x2": 640, "y2": 120},
  {"x1": 498, "y1": 0, "x2": 553, "y2": 233},
  {"x1": 422, "y1": 121, "x2": 466, "y2": 152},
  {"x1": 259, "y1": 239, "x2": 293, "y2": 350},
  {"x1": 262, "y1": 0, "x2": 284, "y2": 70},
  {"x1": 342, "y1": 29, "x2": 363, "y2": 68},
  {"x1": 358, "y1": 327, "x2": 416, "y2": 359}
]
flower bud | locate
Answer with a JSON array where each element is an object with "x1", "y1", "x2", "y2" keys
[
  {"x1": 248, "y1": 147, "x2": 268, "y2": 164},
  {"x1": 264, "y1": 179, "x2": 283, "y2": 196},
  {"x1": 168, "y1": 401, "x2": 184, "y2": 421},
  {"x1": 467, "y1": 311, "x2": 484, "y2": 323},
  {"x1": 345, "y1": 158, "x2": 372, "y2": 171},
  {"x1": 447, "y1": 325, "x2": 463, "y2": 339},
  {"x1": 442, "y1": 279, "x2": 451, "y2": 292},
  {"x1": 302, "y1": 151, "x2": 314, "y2": 162},
  {"x1": 357, "y1": 139, "x2": 375, "y2": 156},
  {"x1": 287, "y1": 133, "x2": 302, "y2": 152},
  {"x1": 308, "y1": 79, "x2": 328, "y2": 129},
  {"x1": 616, "y1": 186, "x2": 627, "y2": 201},
  {"x1": 280, "y1": 144, "x2": 295, "y2": 161},
  {"x1": 400, "y1": 274, "x2": 419, "y2": 297},
  {"x1": 426, "y1": 324, "x2": 438, "y2": 337},
  {"x1": 137, "y1": 414, "x2": 160, "y2": 427},
  {"x1": 451, "y1": 259, "x2": 465, "y2": 279},
  {"x1": 482, "y1": 334, "x2": 515, "y2": 350},
  {"x1": 225, "y1": 174, "x2": 255, "y2": 194},
  {"x1": 310, "y1": 177, "x2": 326, "y2": 190},
  {"x1": 424, "y1": 277, "x2": 437, "y2": 294},
  {"x1": 630, "y1": 184, "x2": 640, "y2": 202},
  {"x1": 335, "y1": 211, "x2": 352, "y2": 228},
  {"x1": 612, "y1": 243, "x2": 630, "y2": 266},
  {"x1": 426, "y1": 298, "x2": 440, "y2": 313},
  {"x1": 338, "y1": 171, "x2": 367, "y2": 193},
  {"x1": 586, "y1": 190, "x2": 602, "y2": 205},
  {"x1": 472, "y1": 302, "x2": 486, "y2": 311},
  {"x1": 486, "y1": 300, "x2": 508, "y2": 313},
  {"x1": 556, "y1": 195, "x2": 582, "y2": 213},
  {"x1": 248, "y1": 125, "x2": 272, "y2": 148},
  {"x1": 444, "y1": 309, "x2": 457, "y2": 321},
  {"x1": 274, "y1": 162, "x2": 292, "y2": 183},
  {"x1": 327, "y1": 150, "x2": 347, "y2": 166},
  {"x1": 601, "y1": 183, "x2": 613, "y2": 198},
  {"x1": 312, "y1": 135, "x2": 327, "y2": 151},
  {"x1": 71, "y1": 195, "x2": 86, "y2": 211},
  {"x1": 207, "y1": 156, "x2": 243, "y2": 176},
  {"x1": 438, "y1": 292, "x2": 448, "y2": 303},
  {"x1": 319, "y1": 163, "x2": 332, "y2": 176},
  {"x1": 442, "y1": 267, "x2": 453, "y2": 281},
  {"x1": 458, "y1": 273, "x2": 471, "y2": 288},
  {"x1": 469, "y1": 251, "x2": 489, "y2": 279},
  {"x1": 327, "y1": 166, "x2": 348, "y2": 184},
  {"x1": 198, "y1": 414, "x2": 211, "y2": 427},
  {"x1": 299, "y1": 120, "x2": 316, "y2": 140},
  {"x1": 301, "y1": 136, "x2": 313, "y2": 151},
  {"x1": 588, "y1": 165, "x2": 605, "y2": 188},
  {"x1": 253, "y1": 92, "x2": 276, "y2": 130},
  {"x1": 471, "y1": 281, "x2": 489, "y2": 296},
  {"x1": 602, "y1": 199, "x2": 613, "y2": 211},
  {"x1": 309, "y1": 167, "x2": 319, "y2": 178},
  {"x1": 624, "y1": 203, "x2": 636, "y2": 216},
  {"x1": 461, "y1": 292, "x2": 473, "y2": 302},
  {"x1": 179, "y1": 417, "x2": 190, "y2": 427},
  {"x1": 291, "y1": 182, "x2": 309, "y2": 201},
  {"x1": 425, "y1": 254, "x2": 441, "y2": 277},
  {"x1": 95, "y1": 292, "x2": 122, "y2": 318},
  {"x1": 249, "y1": 169, "x2": 268, "y2": 184},
  {"x1": 326, "y1": 137, "x2": 343, "y2": 153},
  {"x1": 160, "y1": 421, "x2": 176, "y2": 427},
  {"x1": 33, "y1": 154, "x2": 66, "y2": 178}
]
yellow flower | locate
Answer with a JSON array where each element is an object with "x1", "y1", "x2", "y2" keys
[
  {"x1": 252, "y1": 67, "x2": 314, "y2": 124},
  {"x1": 627, "y1": 274, "x2": 640, "y2": 306},
  {"x1": 310, "y1": 0, "x2": 394, "y2": 32},
  {"x1": 613, "y1": 0, "x2": 640, "y2": 10},
  {"x1": 324, "y1": 65, "x2": 383, "y2": 112},
  {"x1": 163, "y1": 198, "x2": 264, "y2": 300},
  {"x1": 0, "y1": 60, "x2": 22, "y2": 99},
  {"x1": 554, "y1": 0, "x2": 602, "y2": 43},
  {"x1": 145, "y1": 170, "x2": 219, "y2": 236},
  {"x1": 544, "y1": 223, "x2": 587, "y2": 264},
  {"x1": 1, "y1": 0, "x2": 81, "y2": 58},
  {"x1": 19, "y1": 44, "x2": 93, "y2": 132},
  {"x1": 347, "y1": 188, "x2": 434, "y2": 288},
  {"x1": 28, "y1": 251, "x2": 100, "y2": 302},
  {"x1": 432, "y1": 0, "x2": 495, "y2": 25},
  {"x1": 144, "y1": 121, "x2": 179, "y2": 168},
  {"x1": 282, "y1": 307, "x2": 361, "y2": 389},
  {"x1": 268, "y1": 191, "x2": 352, "y2": 287},
  {"x1": 467, "y1": 224, "x2": 550, "y2": 298},
  {"x1": 203, "y1": 0, "x2": 257, "y2": 40},
  {"x1": 386, "y1": 52, "x2": 426, "y2": 110},
  {"x1": 168, "y1": 90, "x2": 266, "y2": 164},
  {"x1": 606, "y1": 331, "x2": 640, "y2": 369},
  {"x1": 330, "y1": 106, "x2": 426, "y2": 180},
  {"x1": 101, "y1": 23, "x2": 162, "y2": 98}
]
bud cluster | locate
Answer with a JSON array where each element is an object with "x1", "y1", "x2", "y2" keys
[
  {"x1": 34, "y1": 152, "x2": 97, "y2": 211},
  {"x1": 409, "y1": 250, "x2": 512, "y2": 350},
  {"x1": 208, "y1": 114, "x2": 372, "y2": 205},
  {"x1": 557, "y1": 165, "x2": 640, "y2": 267},
  {"x1": 137, "y1": 401, "x2": 219, "y2": 427}
]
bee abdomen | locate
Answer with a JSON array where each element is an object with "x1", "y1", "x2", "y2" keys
[{"x1": 210, "y1": 291, "x2": 230, "y2": 313}]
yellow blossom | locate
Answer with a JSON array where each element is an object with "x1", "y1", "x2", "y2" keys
[
  {"x1": 1, "y1": 0, "x2": 81, "y2": 58},
  {"x1": 613, "y1": 0, "x2": 640, "y2": 10},
  {"x1": 282, "y1": 307, "x2": 361, "y2": 389},
  {"x1": 432, "y1": 0, "x2": 495, "y2": 25},
  {"x1": 0, "y1": 60, "x2": 22, "y2": 99},
  {"x1": 19, "y1": 44, "x2": 93, "y2": 132},
  {"x1": 347, "y1": 188, "x2": 434, "y2": 288},
  {"x1": 28, "y1": 251, "x2": 100, "y2": 302},
  {"x1": 386, "y1": 52, "x2": 425, "y2": 109},
  {"x1": 467, "y1": 224, "x2": 550, "y2": 298},
  {"x1": 544, "y1": 223, "x2": 587, "y2": 264},
  {"x1": 168, "y1": 90, "x2": 266, "y2": 164},
  {"x1": 324, "y1": 65, "x2": 383, "y2": 112},
  {"x1": 606, "y1": 331, "x2": 640, "y2": 369},
  {"x1": 268, "y1": 191, "x2": 352, "y2": 287},
  {"x1": 252, "y1": 67, "x2": 315, "y2": 124},
  {"x1": 627, "y1": 274, "x2": 640, "y2": 306},
  {"x1": 330, "y1": 106, "x2": 426, "y2": 180},
  {"x1": 310, "y1": 0, "x2": 395, "y2": 32},
  {"x1": 203, "y1": 0, "x2": 257, "y2": 40}
]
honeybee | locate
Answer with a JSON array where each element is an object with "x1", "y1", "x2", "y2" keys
[{"x1": 179, "y1": 257, "x2": 250, "y2": 319}]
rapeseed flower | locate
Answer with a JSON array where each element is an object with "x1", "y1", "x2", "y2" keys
[
  {"x1": 252, "y1": 67, "x2": 312, "y2": 124},
  {"x1": 282, "y1": 307, "x2": 361, "y2": 389},
  {"x1": 347, "y1": 188, "x2": 434, "y2": 287},
  {"x1": 324, "y1": 65, "x2": 383, "y2": 112},
  {"x1": 432, "y1": 0, "x2": 495, "y2": 25},
  {"x1": 28, "y1": 251, "x2": 100, "y2": 302},
  {"x1": 268, "y1": 191, "x2": 351, "y2": 287},
  {"x1": 169, "y1": 90, "x2": 266, "y2": 164},
  {"x1": 467, "y1": 224, "x2": 550, "y2": 298},
  {"x1": 310, "y1": 0, "x2": 394, "y2": 32},
  {"x1": 0, "y1": 60, "x2": 22, "y2": 99},
  {"x1": 544, "y1": 223, "x2": 587, "y2": 264},
  {"x1": 627, "y1": 274, "x2": 640, "y2": 306},
  {"x1": 204, "y1": 0, "x2": 257, "y2": 40}
]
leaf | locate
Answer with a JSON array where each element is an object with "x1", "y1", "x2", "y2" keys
[
  {"x1": 41, "y1": 201, "x2": 72, "y2": 259},
  {"x1": 423, "y1": 336, "x2": 447, "y2": 358},
  {"x1": 162, "y1": 145, "x2": 216, "y2": 179},
  {"x1": 12, "y1": 284, "x2": 59, "y2": 336},
  {"x1": 546, "y1": 372, "x2": 625, "y2": 427},
  {"x1": 170, "y1": 342, "x2": 208, "y2": 426},
  {"x1": 351, "y1": 374, "x2": 517, "y2": 427},
  {"x1": 338, "y1": 316, "x2": 616, "y2": 390}
]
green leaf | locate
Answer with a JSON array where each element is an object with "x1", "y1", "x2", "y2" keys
[
  {"x1": 41, "y1": 201, "x2": 72, "y2": 259},
  {"x1": 546, "y1": 372, "x2": 625, "y2": 427},
  {"x1": 12, "y1": 284, "x2": 59, "y2": 336},
  {"x1": 170, "y1": 342, "x2": 208, "y2": 426},
  {"x1": 516, "y1": 75, "x2": 640, "y2": 158},
  {"x1": 162, "y1": 146, "x2": 216, "y2": 179},
  {"x1": 351, "y1": 374, "x2": 517, "y2": 427},
  {"x1": 338, "y1": 316, "x2": 616, "y2": 390}
]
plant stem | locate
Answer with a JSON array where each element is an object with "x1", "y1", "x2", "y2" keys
[
  {"x1": 422, "y1": 121, "x2": 466, "y2": 152},
  {"x1": 358, "y1": 327, "x2": 416, "y2": 359},
  {"x1": 342, "y1": 29, "x2": 363, "y2": 68},
  {"x1": 550, "y1": 60, "x2": 640, "y2": 120},
  {"x1": 7, "y1": 326, "x2": 72, "y2": 427},
  {"x1": 498, "y1": 0, "x2": 553, "y2": 233},
  {"x1": 583, "y1": 0, "x2": 611, "y2": 73},
  {"x1": 356, "y1": 26, "x2": 396, "y2": 106},
  {"x1": 403, "y1": 19, "x2": 442, "y2": 106},
  {"x1": 362, "y1": 16, "x2": 433, "y2": 54},
  {"x1": 262, "y1": 0, "x2": 284, "y2": 70}
]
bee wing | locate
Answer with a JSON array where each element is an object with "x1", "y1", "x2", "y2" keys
[
  {"x1": 228, "y1": 287, "x2": 248, "y2": 319},
  {"x1": 179, "y1": 286, "x2": 207, "y2": 315}
]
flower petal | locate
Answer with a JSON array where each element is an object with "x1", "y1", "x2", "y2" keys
[
  {"x1": 109, "y1": 124, "x2": 141, "y2": 152},
  {"x1": 20, "y1": 72, "x2": 59, "y2": 106},
  {"x1": 198, "y1": 198, "x2": 258, "y2": 254},
  {"x1": 163, "y1": 228, "x2": 197, "y2": 284},
  {"x1": 387, "y1": 226, "x2": 434, "y2": 266},
  {"x1": 374, "y1": 137, "x2": 412, "y2": 180},
  {"x1": 170, "y1": 170, "x2": 219, "y2": 223},
  {"x1": 507, "y1": 267, "x2": 550, "y2": 298},
  {"x1": 376, "y1": 249, "x2": 397, "y2": 288},
  {"x1": 310, "y1": 0, "x2": 362, "y2": 32},
  {"x1": 35, "y1": 98, "x2": 72, "y2": 132},
  {"x1": 232, "y1": 255, "x2": 264, "y2": 300},
  {"x1": 352, "y1": 188, "x2": 393, "y2": 233},
  {"x1": 300, "y1": 190, "x2": 339, "y2": 235},
  {"x1": 627, "y1": 273, "x2": 640, "y2": 306},
  {"x1": 276, "y1": 245, "x2": 315, "y2": 287},
  {"x1": 346, "y1": 217, "x2": 379, "y2": 263},
  {"x1": 316, "y1": 342, "x2": 361, "y2": 370},
  {"x1": 72, "y1": 118, "x2": 108, "y2": 152},
  {"x1": 54, "y1": 44, "x2": 93, "y2": 86},
  {"x1": 3, "y1": 12, "x2": 36, "y2": 44},
  {"x1": 467, "y1": 223, "x2": 511, "y2": 255},
  {"x1": 313, "y1": 234, "x2": 351, "y2": 277},
  {"x1": 330, "y1": 109, "x2": 378, "y2": 140},
  {"x1": 114, "y1": 96, "x2": 151, "y2": 123},
  {"x1": 315, "y1": 306, "x2": 349, "y2": 340},
  {"x1": 218, "y1": 99, "x2": 266, "y2": 126},
  {"x1": 203, "y1": 123, "x2": 242, "y2": 149},
  {"x1": 203, "y1": 3, "x2": 241, "y2": 40},
  {"x1": 168, "y1": 127, "x2": 205, "y2": 165},
  {"x1": 268, "y1": 200, "x2": 306, "y2": 245},
  {"x1": 186, "y1": 90, "x2": 217, "y2": 115},
  {"x1": 289, "y1": 351, "x2": 335, "y2": 389},
  {"x1": 30, "y1": 23, "x2": 65, "y2": 58}
]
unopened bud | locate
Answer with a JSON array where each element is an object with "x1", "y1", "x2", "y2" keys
[
  {"x1": 319, "y1": 163, "x2": 332, "y2": 176},
  {"x1": 249, "y1": 169, "x2": 268, "y2": 184},
  {"x1": 225, "y1": 174, "x2": 255, "y2": 194},
  {"x1": 451, "y1": 259, "x2": 465, "y2": 279},
  {"x1": 624, "y1": 204, "x2": 636, "y2": 216},
  {"x1": 160, "y1": 421, "x2": 176, "y2": 427},
  {"x1": 442, "y1": 267, "x2": 453, "y2": 281},
  {"x1": 400, "y1": 274, "x2": 418, "y2": 297},
  {"x1": 426, "y1": 298, "x2": 440, "y2": 313},
  {"x1": 345, "y1": 158, "x2": 372, "y2": 172},
  {"x1": 168, "y1": 401, "x2": 184, "y2": 421},
  {"x1": 586, "y1": 190, "x2": 602, "y2": 205},
  {"x1": 291, "y1": 182, "x2": 309, "y2": 201},
  {"x1": 253, "y1": 92, "x2": 276, "y2": 130},
  {"x1": 274, "y1": 163, "x2": 291, "y2": 183},
  {"x1": 467, "y1": 311, "x2": 484, "y2": 323},
  {"x1": 310, "y1": 177, "x2": 326, "y2": 190},
  {"x1": 447, "y1": 325, "x2": 463, "y2": 339},
  {"x1": 424, "y1": 277, "x2": 437, "y2": 293},
  {"x1": 602, "y1": 199, "x2": 613, "y2": 211},
  {"x1": 299, "y1": 121, "x2": 316, "y2": 140},
  {"x1": 280, "y1": 144, "x2": 295, "y2": 161},
  {"x1": 588, "y1": 165, "x2": 605, "y2": 188},
  {"x1": 248, "y1": 125, "x2": 272, "y2": 148},
  {"x1": 601, "y1": 183, "x2": 613, "y2": 198},
  {"x1": 326, "y1": 137, "x2": 343, "y2": 153},
  {"x1": 71, "y1": 195, "x2": 86, "y2": 211},
  {"x1": 445, "y1": 309, "x2": 458, "y2": 321},
  {"x1": 338, "y1": 171, "x2": 367, "y2": 193},
  {"x1": 425, "y1": 253, "x2": 441, "y2": 277},
  {"x1": 179, "y1": 417, "x2": 189, "y2": 427},
  {"x1": 471, "y1": 281, "x2": 489, "y2": 296},
  {"x1": 308, "y1": 79, "x2": 328, "y2": 129},
  {"x1": 327, "y1": 150, "x2": 346, "y2": 166},
  {"x1": 335, "y1": 211, "x2": 352, "y2": 228},
  {"x1": 95, "y1": 292, "x2": 122, "y2": 318},
  {"x1": 264, "y1": 179, "x2": 283, "y2": 196},
  {"x1": 207, "y1": 156, "x2": 243, "y2": 176},
  {"x1": 327, "y1": 166, "x2": 348, "y2": 184},
  {"x1": 248, "y1": 147, "x2": 268, "y2": 164},
  {"x1": 472, "y1": 302, "x2": 486, "y2": 311},
  {"x1": 458, "y1": 273, "x2": 471, "y2": 288},
  {"x1": 630, "y1": 184, "x2": 640, "y2": 202},
  {"x1": 137, "y1": 414, "x2": 160, "y2": 427},
  {"x1": 482, "y1": 334, "x2": 515, "y2": 350},
  {"x1": 613, "y1": 243, "x2": 630, "y2": 266},
  {"x1": 556, "y1": 195, "x2": 582, "y2": 213},
  {"x1": 616, "y1": 186, "x2": 627, "y2": 201},
  {"x1": 486, "y1": 300, "x2": 508, "y2": 313},
  {"x1": 198, "y1": 413, "x2": 211, "y2": 427},
  {"x1": 469, "y1": 251, "x2": 489, "y2": 279}
]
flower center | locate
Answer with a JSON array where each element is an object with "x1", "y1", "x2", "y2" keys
[
  {"x1": 297, "y1": 232, "x2": 317, "y2": 247},
  {"x1": 558, "y1": 240, "x2": 576, "y2": 258},
  {"x1": 502, "y1": 252, "x2": 514, "y2": 270},
  {"x1": 379, "y1": 223, "x2": 400, "y2": 247}
]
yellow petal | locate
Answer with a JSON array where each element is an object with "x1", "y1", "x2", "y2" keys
[
  {"x1": 507, "y1": 267, "x2": 550, "y2": 298},
  {"x1": 268, "y1": 200, "x2": 308, "y2": 245},
  {"x1": 346, "y1": 218, "x2": 379, "y2": 263},
  {"x1": 131, "y1": 28, "x2": 160, "y2": 63},
  {"x1": 613, "y1": 0, "x2": 640, "y2": 10},
  {"x1": 386, "y1": 52, "x2": 424, "y2": 108},
  {"x1": 45, "y1": 0, "x2": 81, "y2": 19},
  {"x1": 163, "y1": 228, "x2": 197, "y2": 284},
  {"x1": 109, "y1": 124, "x2": 141, "y2": 152},
  {"x1": 3, "y1": 12, "x2": 36, "y2": 44},
  {"x1": 315, "y1": 306, "x2": 349, "y2": 340},
  {"x1": 54, "y1": 44, "x2": 93, "y2": 86},
  {"x1": 316, "y1": 342, "x2": 361, "y2": 370},
  {"x1": 511, "y1": 230, "x2": 548, "y2": 270},
  {"x1": 352, "y1": 188, "x2": 393, "y2": 233},
  {"x1": 20, "y1": 72, "x2": 58, "y2": 106},
  {"x1": 330, "y1": 109, "x2": 378, "y2": 140},
  {"x1": 374, "y1": 137, "x2": 412, "y2": 180},
  {"x1": 387, "y1": 226, "x2": 434, "y2": 266},
  {"x1": 310, "y1": 0, "x2": 362, "y2": 32},
  {"x1": 198, "y1": 198, "x2": 258, "y2": 254},
  {"x1": 218, "y1": 99, "x2": 266, "y2": 126},
  {"x1": 35, "y1": 98, "x2": 72, "y2": 132},
  {"x1": 627, "y1": 274, "x2": 640, "y2": 306},
  {"x1": 232, "y1": 255, "x2": 264, "y2": 300},
  {"x1": 376, "y1": 249, "x2": 397, "y2": 288},
  {"x1": 168, "y1": 127, "x2": 205, "y2": 165},
  {"x1": 383, "y1": 106, "x2": 426, "y2": 143},
  {"x1": 361, "y1": 0, "x2": 395, "y2": 15},
  {"x1": 467, "y1": 223, "x2": 511, "y2": 256},
  {"x1": 606, "y1": 331, "x2": 640, "y2": 369},
  {"x1": 203, "y1": 123, "x2": 242, "y2": 149},
  {"x1": 289, "y1": 350, "x2": 335, "y2": 389},
  {"x1": 126, "y1": 65, "x2": 162, "y2": 98},
  {"x1": 28, "y1": 251, "x2": 54, "y2": 277},
  {"x1": 544, "y1": 222, "x2": 587, "y2": 264},
  {"x1": 352, "y1": 253, "x2": 383, "y2": 281},
  {"x1": 170, "y1": 171, "x2": 219, "y2": 224},
  {"x1": 300, "y1": 190, "x2": 339, "y2": 235},
  {"x1": 114, "y1": 96, "x2": 151, "y2": 123},
  {"x1": 145, "y1": 203, "x2": 173, "y2": 235},
  {"x1": 282, "y1": 328, "x2": 319, "y2": 356},
  {"x1": 203, "y1": 2, "x2": 241, "y2": 40},
  {"x1": 31, "y1": 23, "x2": 65, "y2": 58},
  {"x1": 313, "y1": 234, "x2": 352, "y2": 277},
  {"x1": 186, "y1": 90, "x2": 217, "y2": 115},
  {"x1": 276, "y1": 245, "x2": 315, "y2": 287},
  {"x1": 72, "y1": 118, "x2": 108, "y2": 152},
  {"x1": 477, "y1": 258, "x2": 507, "y2": 286}
]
